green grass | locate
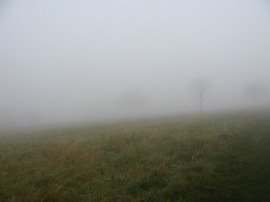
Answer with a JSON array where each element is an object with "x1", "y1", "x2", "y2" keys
[{"x1": 1, "y1": 111, "x2": 270, "y2": 201}]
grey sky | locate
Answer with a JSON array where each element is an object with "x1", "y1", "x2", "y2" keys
[{"x1": 0, "y1": 0, "x2": 270, "y2": 126}]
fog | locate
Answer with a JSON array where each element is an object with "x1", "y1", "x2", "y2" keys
[{"x1": 1, "y1": 0, "x2": 270, "y2": 129}]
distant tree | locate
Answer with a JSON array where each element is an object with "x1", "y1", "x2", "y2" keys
[
  {"x1": 190, "y1": 78, "x2": 212, "y2": 112},
  {"x1": 244, "y1": 81, "x2": 268, "y2": 106},
  {"x1": 121, "y1": 89, "x2": 146, "y2": 117}
]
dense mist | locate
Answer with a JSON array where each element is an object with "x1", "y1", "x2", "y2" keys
[{"x1": 1, "y1": 0, "x2": 270, "y2": 129}]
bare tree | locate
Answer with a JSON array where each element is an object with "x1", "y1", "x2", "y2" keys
[
  {"x1": 121, "y1": 89, "x2": 146, "y2": 117},
  {"x1": 244, "y1": 81, "x2": 268, "y2": 106},
  {"x1": 190, "y1": 78, "x2": 212, "y2": 112}
]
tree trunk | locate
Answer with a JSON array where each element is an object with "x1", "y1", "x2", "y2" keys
[{"x1": 199, "y1": 95, "x2": 203, "y2": 112}]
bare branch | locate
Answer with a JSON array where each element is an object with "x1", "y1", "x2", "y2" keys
[{"x1": 190, "y1": 78, "x2": 212, "y2": 112}]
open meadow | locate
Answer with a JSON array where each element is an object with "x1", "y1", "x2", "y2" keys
[
  {"x1": 0, "y1": 110, "x2": 270, "y2": 202},
  {"x1": 2, "y1": 1, "x2": 270, "y2": 201}
]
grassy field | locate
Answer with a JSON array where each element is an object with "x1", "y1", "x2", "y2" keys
[{"x1": 0, "y1": 110, "x2": 270, "y2": 202}]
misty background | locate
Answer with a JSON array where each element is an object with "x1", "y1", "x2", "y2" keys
[{"x1": 1, "y1": 0, "x2": 270, "y2": 129}]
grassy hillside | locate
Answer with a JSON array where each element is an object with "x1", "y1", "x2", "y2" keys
[{"x1": 0, "y1": 111, "x2": 270, "y2": 201}]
